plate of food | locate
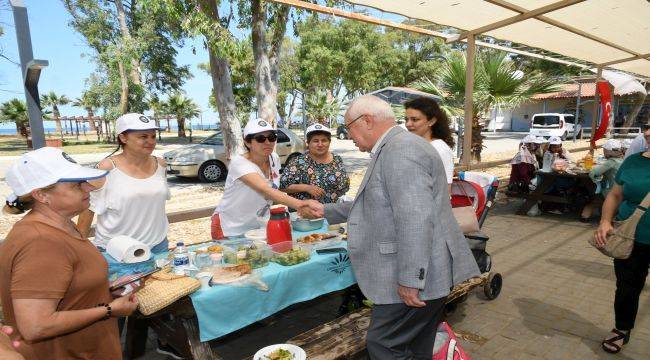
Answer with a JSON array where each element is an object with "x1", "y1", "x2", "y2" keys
[
  {"x1": 297, "y1": 232, "x2": 342, "y2": 249},
  {"x1": 253, "y1": 344, "x2": 306, "y2": 360},
  {"x1": 245, "y1": 228, "x2": 267, "y2": 241},
  {"x1": 208, "y1": 264, "x2": 252, "y2": 284}
]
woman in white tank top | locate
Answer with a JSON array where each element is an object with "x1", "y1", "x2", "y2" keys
[
  {"x1": 78, "y1": 113, "x2": 169, "y2": 252},
  {"x1": 403, "y1": 97, "x2": 456, "y2": 193}
]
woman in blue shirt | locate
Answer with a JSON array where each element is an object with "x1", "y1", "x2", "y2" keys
[{"x1": 594, "y1": 125, "x2": 650, "y2": 354}]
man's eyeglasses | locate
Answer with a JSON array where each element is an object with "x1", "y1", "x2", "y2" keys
[
  {"x1": 344, "y1": 114, "x2": 365, "y2": 130},
  {"x1": 252, "y1": 133, "x2": 278, "y2": 143}
]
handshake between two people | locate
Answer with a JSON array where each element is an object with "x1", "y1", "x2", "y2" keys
[{"x1": 297, "y1": 199, "x2": 325, "y2": 219}]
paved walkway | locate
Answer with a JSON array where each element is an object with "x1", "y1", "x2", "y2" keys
[{"x1": 448, "y1": 197, "x2": 649, "y2": 360}]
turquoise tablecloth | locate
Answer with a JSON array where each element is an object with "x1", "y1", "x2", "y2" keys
[{"x1": 188, "y1": 222, "x2": 356, "y2": 342}]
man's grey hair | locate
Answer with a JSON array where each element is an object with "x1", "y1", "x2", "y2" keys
[{"x1": 346, "y1": 95, "x2": 395, "y2": 123}]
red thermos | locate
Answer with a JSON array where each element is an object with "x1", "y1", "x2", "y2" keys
[{"x1": 266, "y1": 207, "x2": 292, "y2": 245}]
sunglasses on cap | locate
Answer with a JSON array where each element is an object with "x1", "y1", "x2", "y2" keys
[
  {"x1": 642, "y1": 123, "x2": 650, "y2": 131},
  {"x1": 252, "y1": 133, "x2": 278, "y2": 143}
]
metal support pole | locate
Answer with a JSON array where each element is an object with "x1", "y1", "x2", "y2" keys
[
  {"x1": 573, "y1": 81, "x2": 582, "y2": 142},
  {"x1": 11, "y1": 0, "x2": 48, "y2": 149},
  {"x1": 461, "y1": 34, "x2": 475, "y2": 169},
  {"x1": 590, "y1": 66, "x2": 603, "y2": 152}
]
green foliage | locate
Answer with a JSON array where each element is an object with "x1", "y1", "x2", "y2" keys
[
  {"x1": 0, "y1": 98, "x2": 29, "y2": 137},
  {"x1": 40, "y1": 91, "x2": 71, "y2": 117},
  {"x1": 299, "y1": 90, "x2": 342, "y2": 127},
  {"x1": 167, "y1": 93, "x2": 200, "y2": 137},
  {"x1": 64, "y1": 0, "x2": 191, "y2": 116}
]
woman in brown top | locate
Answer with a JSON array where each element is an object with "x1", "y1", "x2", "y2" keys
[{"x1": 0, "y1": 147, "x2": 139, "y2": 360}]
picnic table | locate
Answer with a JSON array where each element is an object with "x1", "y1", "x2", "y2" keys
[
  {"x1": 123, "y1": 222, "x2": 356, "y2": 360},
  {"x1": 515, "y1": 170, "x2": 596, "y2": 215}
]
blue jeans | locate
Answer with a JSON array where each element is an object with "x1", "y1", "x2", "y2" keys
[{"x1": 100, "y1": 238, "x2": 169, "y2": 282}]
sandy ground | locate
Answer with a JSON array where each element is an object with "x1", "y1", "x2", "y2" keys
[{"x1": 0, "y1": 134, "x2": 598, "y2": 242}]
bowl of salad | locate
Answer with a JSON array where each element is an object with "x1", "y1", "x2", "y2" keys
[{"x1": 254, "y1": 344, "x2": 306, "y2": 360}]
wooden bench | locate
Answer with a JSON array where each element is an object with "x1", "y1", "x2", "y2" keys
[{"x1": 287, "y1": 307, "x2": 371, "y2": 359}]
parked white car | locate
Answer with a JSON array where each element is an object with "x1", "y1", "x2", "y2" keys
[
  {"x1": 529, "y1": 113, "x2": 581, "y2": 140},
  {"x1": 163, "y1": 128, "x2": 305, "y2": 182}
]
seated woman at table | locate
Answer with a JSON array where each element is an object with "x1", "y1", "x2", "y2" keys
[
  {"x1": 281, "y1": 123, "x2": 350, "y2": 204},
  {"x1": 533, "y1": 136, "x2": 547, "y2": 165},
  {"x1": 580, "y1": 139, "x2": 624, "y2": 221},
  {"x1": 211, "y1": 119, "x2": 319, "y2": 239},
  {"x1": 546, "y1": 136, "x2": 572, "y2": 162},
  {"x1": 0, "y1": 147, "x2": 138, "y2": 360},
  {"x1": 403, "y1": 97, "x2": 456, "y2": 191},
  {"x1": 507, "y1": 135, "x2": 538, "y2": 194}
]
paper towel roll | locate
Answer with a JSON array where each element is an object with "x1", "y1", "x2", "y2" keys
[{"x1": 106, "y1": 235, "x2": 152, "y2": 264}]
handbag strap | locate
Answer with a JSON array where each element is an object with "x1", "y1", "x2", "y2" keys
[{"x1": 639, "y1": 192, "x2": 650, "y2": 210}]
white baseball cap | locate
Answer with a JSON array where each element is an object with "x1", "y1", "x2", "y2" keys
[
  {"x1": 548, "y1": 136, "x2": 563, "y2": 145},
  {"x1": 533, "y1": 136, "x2": 547, "y2": 144},
  {"x1": 522, "y1": 134, "x2": 537, "y2": 143},
  {"x1": 115, "y1": 113, "x2": 158, "y2": 135},
  {"x1": 305, "y1": 123, "x2": 332, "y2": 138},
  {"x1": 243, "y1": 118, "x2": 275, "y2": 137},
  {"x1": 602, "y1": 139, "x2": 622, "y2": 151},
  {"x1": 6, "y1": 147, "x2": 108, "y2": 202}
]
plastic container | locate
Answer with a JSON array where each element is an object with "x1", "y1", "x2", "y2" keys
[
  {"x1": 270, "y1": 241, "x2": 312, "y2": 266},
  {"x1": 223, "y1": 242, "x2": 271, "y2": 269},
  {"x1": 291, "y1": 217, "x2": 325, "y2": 232}
]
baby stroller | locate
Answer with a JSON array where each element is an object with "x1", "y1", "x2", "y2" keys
[{"x1": 446, "y1": 171, "x2": 503, "y2": 310}]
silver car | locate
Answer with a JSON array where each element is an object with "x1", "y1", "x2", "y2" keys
[{"x1": 163, "y1": 128, "x2": 305, "y2": 182}]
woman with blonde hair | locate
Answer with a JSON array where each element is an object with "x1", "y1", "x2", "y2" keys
[{"x1": 0, "y1": 147, "x2": 138, "y2": 359}]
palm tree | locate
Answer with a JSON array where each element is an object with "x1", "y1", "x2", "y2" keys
[
  {"x1": 300, "y1": 90, "x2": 342, "y2": 128},
  {"x1": 412, "y1": 51, "x2": 562, "y2": 162},
  {"x1": 166, "y1": 93, "x2": 200, "y2": 138},
  {"x1": 72, "y1": 92, "x2": 99, "y2": 134},
  {"x1": 148, "y1": 95, "x2": 166, "y2": 140},
  {"x1": 40, "y1": 91, "x2": 70, "y2": 139},
  {"x1": 0, "y1": 99, "x2": 30, "y2": 139}
]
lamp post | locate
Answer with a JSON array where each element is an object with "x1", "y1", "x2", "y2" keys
[{"x1": 11, "y1": 0, "x2": 48, "y2": 149}]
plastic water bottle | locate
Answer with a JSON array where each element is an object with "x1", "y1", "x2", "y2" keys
[
  {"x1": 542, "y1": 152, "x2": 553, "y2": 172},
  {"x1": 173, "y1": 242, "x2": 190, "y2": 273}
]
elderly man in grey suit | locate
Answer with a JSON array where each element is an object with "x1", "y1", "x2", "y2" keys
[{"x1": 310, "y1": 95, "x2": 480, "y2": 359}]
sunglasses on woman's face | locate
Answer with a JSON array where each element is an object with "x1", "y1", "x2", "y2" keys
[{"x1": 253, "y1": 133, "x2": 278, "y2": 143}]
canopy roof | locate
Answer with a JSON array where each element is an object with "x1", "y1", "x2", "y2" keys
[{"x1": 347, "y1": 0, "x2": 650, "y2": 77}]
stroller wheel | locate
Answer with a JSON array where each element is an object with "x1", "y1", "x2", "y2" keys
[{"x1": 483, "y1": 272, "x2": 502, "y2": 300}]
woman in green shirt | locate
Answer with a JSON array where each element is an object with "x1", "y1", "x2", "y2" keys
[{"x1": 594, "y1": 129, "x2": 650, "y2": 354}]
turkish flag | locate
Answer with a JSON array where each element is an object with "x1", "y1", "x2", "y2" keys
[{"x1": 591, "y1": 81, "x2": 612, "y2": 147}]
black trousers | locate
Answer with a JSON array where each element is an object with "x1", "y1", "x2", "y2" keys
[
  {"x1": 614, "y1": 242, "x2": 650, "y2": 331},
  {"x1": 366, "y1": 297, "x2": 446, "y2": 360}
]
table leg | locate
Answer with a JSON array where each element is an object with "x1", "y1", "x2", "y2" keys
[
  {"x1": 180, "y1": 316, "x2": 222, "y2": 360},
  {"x1": 516, "y1": 175, "x2": 555, "y2": 215},
  {"x1": 123, "y1": 317, "x2": 149, "y2": 360}
]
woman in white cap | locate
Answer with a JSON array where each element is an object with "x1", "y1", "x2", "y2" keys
[
  {"x1": 280, "y1": 123, "x2": 350, "y2": 204},
  {"x1": 507, "y1": 134, "x2": 539, "y2": 194},
  {"x1": 0, "y1": 147, "x2": 138, "y2": 359},
  {"x1": 546, "y1": 136, "x2": 572, "y2": 161},
  {"x1": 76, "y1": 113, "x2": 181, "y2": 358},
  {"x1": 580, "y1": 139, "x2": 625, "y2": 221},
  {"x1": 403, "y1": 97, "x2": 456, "y2": 192},
  {"x1": 78, "y1": 113, "x2": 169, "y2": 258},
  {"x1": 211, "y1": 119, "x2": 319, "y2": 239}
]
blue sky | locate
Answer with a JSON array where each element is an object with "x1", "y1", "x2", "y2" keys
[{"x1": 0, "y1": 1, "x2": 233, "y2": 130}]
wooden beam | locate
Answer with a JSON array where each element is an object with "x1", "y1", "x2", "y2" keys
[
  {"x1": 452, "y1": 0, "x2": 584, "y2": 43},
  {"x1": 485, "y1": 0, "x2": 642, "y2": 57},
  {"x1": 599, "y1": 53, "x2": 650, "y2": 67},
  {"x1": 267, "y1": 0, "x2": 590, "y2": 70},
  {"x1": 462, "y1": 34, "x2": 476, "y2": 169}
]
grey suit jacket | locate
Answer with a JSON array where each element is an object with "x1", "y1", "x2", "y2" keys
[{"x1": 325, "y1": 126, "x2": 480, "y2": 304}]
